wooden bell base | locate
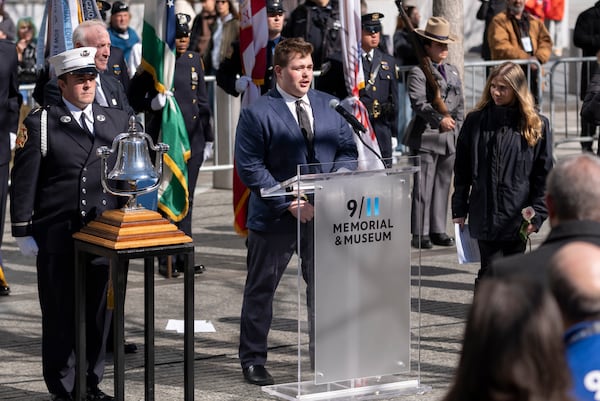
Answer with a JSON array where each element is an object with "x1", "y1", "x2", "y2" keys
[{"x1": 73, "y1": 208, "x2": 193, "y2": 249}]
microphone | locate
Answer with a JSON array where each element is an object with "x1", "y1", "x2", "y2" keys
[{"x1": 329, "y1": 99, "x2": 367, "y2": 133}]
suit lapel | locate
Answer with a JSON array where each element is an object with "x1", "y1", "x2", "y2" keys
[{"x1": 55, "y1": 105, "x2": 93, "y2": 153}]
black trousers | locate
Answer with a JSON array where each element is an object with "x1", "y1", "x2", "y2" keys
[
  {"x1": 477, "y1": 239, "x2": 526, "y2": 278},
  {"x1": 0, "y1": 162, "x2": 7, "y2": 268},
  {"x1": 36, "y1": 247, "x2": 111, "y2": 396},
  {"x1": 239, "y1": 223, "x2": 314, "y2": 368}
]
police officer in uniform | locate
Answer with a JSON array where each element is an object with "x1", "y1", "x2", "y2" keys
[
  {"x1": 11, "y1": 47, "x2": 129, "y2": 401},
  {"x1": 128, "y1": 13, "x2": 213, "y2": 277},
  {"x1": 216, "y1": 0, "x2": 285, "y2": 97},
  {"x1": 360, "y1": 13, "x2": 398, "y2": 167},
  {"x1": 283, "y1": 0, "x2": 347, "y2": 98}
]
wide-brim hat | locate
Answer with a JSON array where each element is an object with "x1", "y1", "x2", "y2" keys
[
  {"x1": 49, "y1": 47, "x2": 98, "y2": 77},
  {"x1": 415, "y1": 16, "x2": 457, "y2": 44}
]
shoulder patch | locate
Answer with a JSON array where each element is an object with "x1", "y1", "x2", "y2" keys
[{"x1": 15, "y1": 126, "x2": 28, "y2": 148}]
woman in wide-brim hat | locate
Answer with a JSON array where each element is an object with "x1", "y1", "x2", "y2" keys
[
  {"x1": 404, "y1": 15, "x2": 464, "y2": 251},
  {"x1": 415, "y1": 16, "x2": 457, "y2": 45}
]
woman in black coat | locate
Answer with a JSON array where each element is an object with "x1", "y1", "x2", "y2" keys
[{"x1": 451, "y1": 61, "x2": 552, "y2": 283}]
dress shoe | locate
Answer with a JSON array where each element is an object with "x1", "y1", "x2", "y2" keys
[
  {"x1": 158, "y1": 263, "x2": 180, "y2": 278},
  {"x1": 243, "y1": 365, "x2": 274, "y2": 386},
  {"x1": 124, "y1": 341, "x2": 138, "y2": 354},
  {"x1": 86, "y1": 387, "x2": 114, "y2": 401},
  {"x1": 0, "y1": 286, "x2": 9, "y2": 296},
  {"x1": 175, "y1": 264, "x2": 206, "y2": 274},
  {"x1": 411, "y1": 235, "x2": 432, "y2": 249},
  {"x1": 430, "y1": 233, "x2": 455, "y2": 246}
]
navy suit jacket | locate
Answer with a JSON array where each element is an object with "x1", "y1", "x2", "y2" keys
[
  {"x1": 486, "y1": 220, "x2": 600, "y2": 284},
  {"x1": 0, "y1": 40, "x2": 19, "y2": 166},
  {"x1": 235, "y1": 88, "x2": 358, "y2": 233}
]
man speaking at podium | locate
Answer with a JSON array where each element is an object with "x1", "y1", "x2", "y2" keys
[{"x1": 234, "y1": 37, "x2": 358, "y2": 386}]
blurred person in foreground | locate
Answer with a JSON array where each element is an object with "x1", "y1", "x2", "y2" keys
[
  {"x1": 442, "y1": 277, "x2": 574, "y2": 401},
  {"x1": 487, "y1": 154, "x2": 600, "y2": 283},
  {"x1": 550, "y1": 242, "x2": 600, "y2": 401},
  {"x1": 452, "y1": 61, "x2": 552, "y2": 286},
  {"x1": 234, "y1": 37, "x2": 357, "y2": 386},
  {"x1": 11, "y1": 47, "x2": 129, "y2": 401}
]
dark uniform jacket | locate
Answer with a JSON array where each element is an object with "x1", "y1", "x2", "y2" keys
[
  {"x1": 574, "y1": 2, "x2": 600, "y2": 100},
  {"x1": 452, "y1": 105, "x2": 552, "y2": 242},
  {"x1": 360, "y1": 48, "x2": 398, "y2": 163},
  {"x1": 10, "y1": 103, "x2": 130, "y2": 251},
  {"x1": 0, "y1": 39, "x2": 19, "y2": 166},
  {"x1": 216, "y1": 37, "x2": 281, "y2": 97},
  {"x1": 128, "y1": 50, "x2": 213, "y2": 156},
  {"x1": 486, "y1": 220, "x2": 600, "y2": 283}
]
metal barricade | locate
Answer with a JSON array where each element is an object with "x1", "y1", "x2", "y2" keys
[
  {"x1": 546, "y1": 56, "x2": 596, "y2": 152},
  {"x1": 463, "y1": 59, "x2": 543, "y2": 110}
]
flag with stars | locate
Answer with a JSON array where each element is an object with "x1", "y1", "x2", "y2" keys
[{"x1": 142, "y1": 0, "x2": 191, "y2": 221}]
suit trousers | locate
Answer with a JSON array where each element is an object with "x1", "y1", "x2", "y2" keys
[
  {"x1": 239, "y1": 223, "x2": 314, "y2": 368},
  {"x1": 0, "y1": 162, "x2": 7, "y2": 267},
  {"x1": 411, "y1": 150, "x2": 455, "y2": 236},
  {"x1": 36, "y1": 248, "x2": 111, "y2": 396}
]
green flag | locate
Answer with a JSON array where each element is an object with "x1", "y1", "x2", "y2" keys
[{"x1": 141, "y1": 0, "x2": 190, "y2": 222}]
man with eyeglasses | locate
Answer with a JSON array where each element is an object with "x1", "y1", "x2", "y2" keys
[{"x1": 216, "y1": 0, "x2": 286, "y2": 97}]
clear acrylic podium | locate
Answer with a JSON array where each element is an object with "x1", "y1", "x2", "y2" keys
[{"x1": 260, "y1": 157, "x2": 430, "y2": 400}]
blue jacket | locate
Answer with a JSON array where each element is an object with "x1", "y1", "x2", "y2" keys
[
  {"x1": 234, "y1": 88, "x2": 358, "y2": 233},
  {"x1": 565, "y1": 321, "x2": 600, "y2": 401}
]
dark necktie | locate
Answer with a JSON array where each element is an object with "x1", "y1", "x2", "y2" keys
[
  {"x1": 80, "y1": 113, "x2": 93, "y2": 138},
  {"x1": 296, "y1": 100, "x2": 313, "y2": 143},
  {"x1": 296, "y1": 99, "x2": 314, "y2": 160},
  {"x1": 438, "y1": 63, "x2": 447, "y2": 80}
]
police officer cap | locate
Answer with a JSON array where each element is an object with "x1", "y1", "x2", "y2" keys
[
  {"x1": 111, "y1": 1, "x2": 129, "y2": 15},
  {"x1": 49, "y1": 47, "x2": 98, "y2": 77},
  {"x1": 267, "y1": 0, "x2": 285, "y2": 13},
  {"x1": 176, "y1": 13, "x2": 191, "y2": 38},
  {"x1": 361, "y1": 13, "x2": 384, "y2": 33}
]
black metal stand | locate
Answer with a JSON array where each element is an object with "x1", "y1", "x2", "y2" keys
[{"x1": 73, "y1": 240, "x2": 195, "y2": 401}]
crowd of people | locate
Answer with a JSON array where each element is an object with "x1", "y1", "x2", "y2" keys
[{"x1": 1, "y1": 0, "x2": 600, "y2": 400}]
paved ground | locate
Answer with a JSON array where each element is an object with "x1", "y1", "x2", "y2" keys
[{"x1": 0, "y1": 166, "x2": 555, "y2": 401}]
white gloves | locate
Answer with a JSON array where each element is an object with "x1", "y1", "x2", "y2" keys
[
  {"x1": 203, "y1": 142, "x2": 214, "y2": 162},
  {"x1": 235, "y1": 76, "x2": 253, "y2": 94},
  {"x1": 150, "y1": 90, "x2": 173, "y2": 111},
  {"x1": 9, "y1": 132, "x2": 16, "y2": 151},
  {"x1": 16, "y1": 236, "x2": 38, "y2": 257}
]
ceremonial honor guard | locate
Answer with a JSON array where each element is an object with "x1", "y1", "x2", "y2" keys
[
  {"x1": 11, "y1": 47, "x2": 130, "y2": 401},
  {"x1": 360, "y1": 13, "x2": 399, "y2": 167},
  {"x1": 129, "y1": 13, "x2": 213, "y2": 277}
]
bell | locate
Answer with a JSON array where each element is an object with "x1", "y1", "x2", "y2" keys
[{"x1": 108, "y1": 133, "x2": 159, "y2": 182}]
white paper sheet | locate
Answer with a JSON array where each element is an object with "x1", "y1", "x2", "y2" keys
[
  {"x1": 455, "y1": 223, "x2": 481, "y2": 264},
  {"x1": 165, "y1": 319, "x2": 216, "y2": 333}
]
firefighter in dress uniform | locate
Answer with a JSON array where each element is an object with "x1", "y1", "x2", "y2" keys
[{"x1": 10, "y1": 47, "x2": 130, "y2": 401}]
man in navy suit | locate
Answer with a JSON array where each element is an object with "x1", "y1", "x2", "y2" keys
[
  {"x1": 234, "y1": 37, "x2": 358, "y2": 386},
  {"x1": 11, "y1": 47, "x2": 129, "y2": 401}
]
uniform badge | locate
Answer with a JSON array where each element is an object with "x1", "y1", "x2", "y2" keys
[
  {"x1": 381, "y1": 61, "x2": 389, "y2": 70},
  {"x1": 111, "y1": 98, "x2": 118, "y2": 106},
  {"x1": 60, "y1": 115, "x2": 72, "y2": 123},
  {"x1": 97, "y1": 114, "x2": 106, "y2": 122},
  {"x1": 16, "y1": 126, "x2": 28, "y2": 148},
  {"x1": 191, "y1": 71, "x2": 198, "y2": 85},
  {"x1": 112, "y1": 64, "x2": 122, "y2": 76},
  {"x1": 188, "y1": 53, "x2": 193, "y2": 59}
]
